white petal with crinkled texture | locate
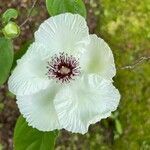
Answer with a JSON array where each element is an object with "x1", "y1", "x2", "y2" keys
[
  {"x1": 17, "y1": 84, "x2": 61, "y2": 131},
  {"x1": 54, "y1": 74, "x2": 120, "y2": 134},
  {"x1": 8, "y1": 42, "x2": 51, "y2": 96},
  {"x1": 35, "y1": 13, "x2": 90, "y2": 56},
  {"x1": 80, "y1": 34, "x2": 116, "y2": 81}
]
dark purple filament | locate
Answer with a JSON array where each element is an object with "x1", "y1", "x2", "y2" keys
[{"x1": 46, "y1": 52, "x2": 80, "y2": 83}]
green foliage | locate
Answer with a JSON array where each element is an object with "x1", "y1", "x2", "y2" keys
[
  {"x1": 2, "y1": 8, "x2": 19, "y2": 24},
  {"x1": 14, "y1": 116, "x2": 59, "y2": 150},
  {"x1": 0, "y1": 37, "x2": 13, "y2": 86},
  {"x1": 46, "y1": 0, "x2": 86, "y2": 18},
  {"x1": 2, "y1": 22, "x2": 20, "y2": 39}
]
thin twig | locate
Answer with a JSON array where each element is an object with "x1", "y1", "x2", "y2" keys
[
  {"x1": 20, "y1": 0, "x2": 38, "y2": 27},
  {"x1": 120, "y1": 56, "x2": 150, "y2": 70}
]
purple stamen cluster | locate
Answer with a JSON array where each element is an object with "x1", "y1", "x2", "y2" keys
[{"x1": 47, "y1": 52, "x2": 80, "y2": 83}]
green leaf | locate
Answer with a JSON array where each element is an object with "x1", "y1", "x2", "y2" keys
[
  {"x1": 0, "y1": 37, "x2": 13, "y2": 86},
  {"x1": 14, "y1": 116, "x2": 59, "y2": 150},
  {"x1": 2, "y1": 8, "x2": 19, "y2": 24},
  {"x1": 46, "y1": 0, "x2": 86, "y2": 18}
]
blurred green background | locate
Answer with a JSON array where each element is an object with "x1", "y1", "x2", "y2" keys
[{"x1": 0, "y1": 0, "x2": 150, "y2": 149}]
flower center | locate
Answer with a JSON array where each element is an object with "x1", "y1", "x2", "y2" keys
[
  {"x1": 46, "y1": 52, "x2": 80, "y2": 83},
  {"x1": 59, "y1": 66, "x2": 71, "y2": 75}
]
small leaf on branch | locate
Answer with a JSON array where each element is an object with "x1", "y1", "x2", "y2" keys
[
  {"x1": 14, "y1": 116, "x2": 59, "y2": 150},
  {"x1": 2, "y1": 8, "x2": 19, "y2": 24},
  {"x1": 0, "y1": 37, "x2": 13, "y2": 86},
  {"x1": 115, "y1": 119, "x2": 123, "y2": 135},
  {"x1": 46, "y1": 0, "x2": 87, "y2": 18}
]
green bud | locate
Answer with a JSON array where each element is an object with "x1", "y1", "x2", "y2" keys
[{"x1": 2, "y1": 22, "x2": 20, "y2": 39}]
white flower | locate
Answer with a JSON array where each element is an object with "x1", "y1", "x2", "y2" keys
[{"x1": 8, "y1": 13, "x2": 120, "y2": 134}]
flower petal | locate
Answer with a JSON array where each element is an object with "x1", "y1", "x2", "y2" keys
[
  {"x1": 8, "y1": 43, "x2": 51, "y2": 96},
  {"x1": 54, "y1": 74, "x2": 120, "y2": 134},
  {"x1": 35, "y1": 13, "x2": 89, "y2": 56},
  {"x1": 80, "y1": 34, "x2": 116, "y2": 81},
  {"x1": 17, "y1": 84, "x2": 60, "y2": 131}
]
